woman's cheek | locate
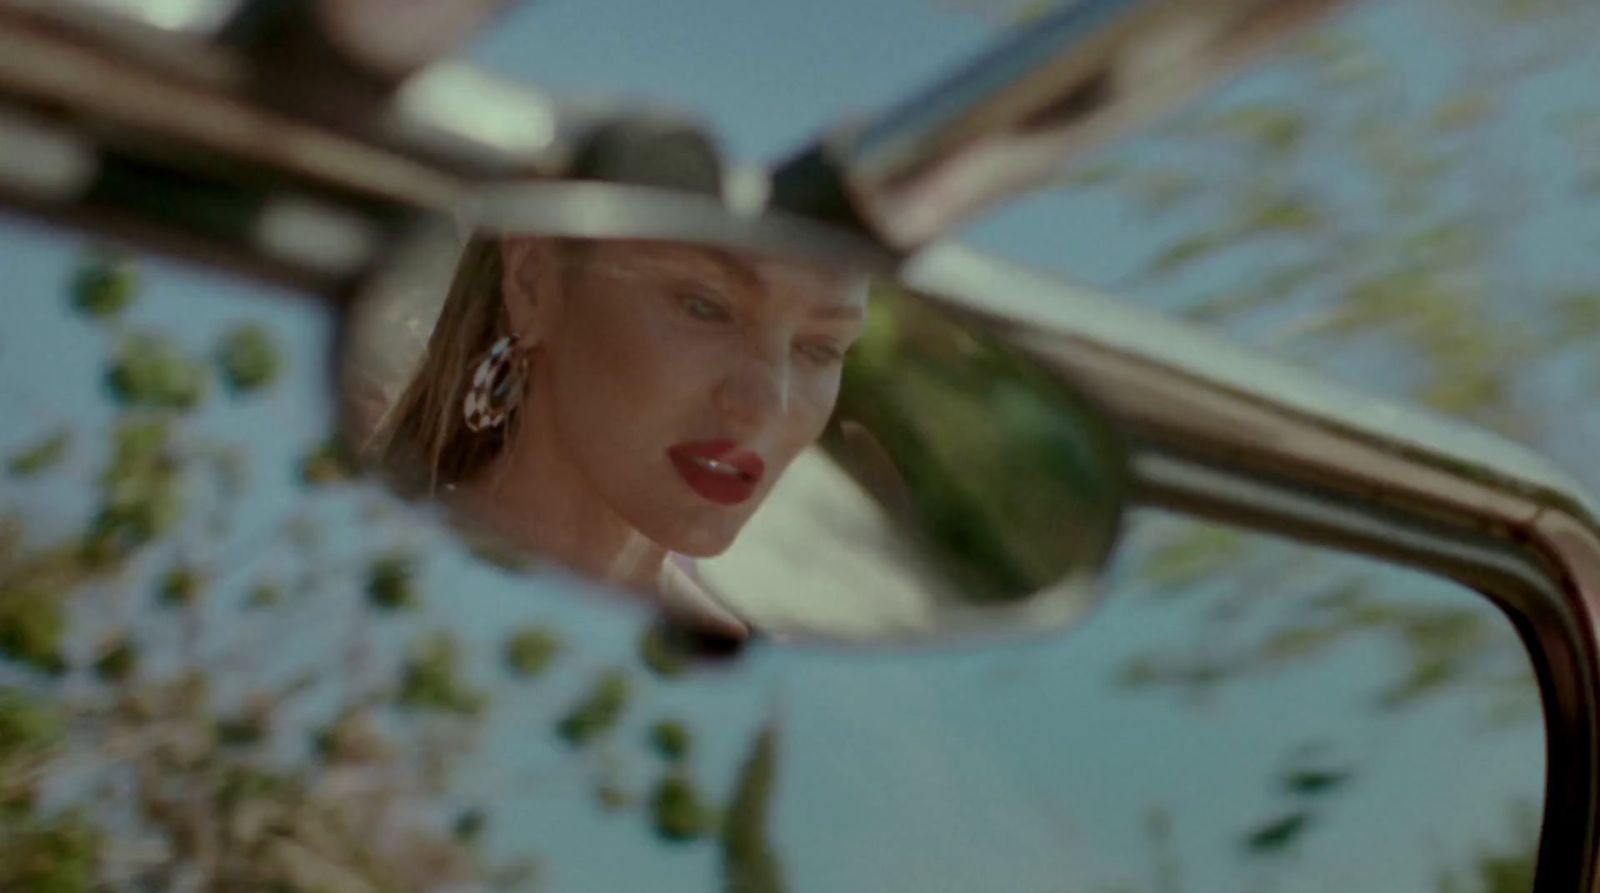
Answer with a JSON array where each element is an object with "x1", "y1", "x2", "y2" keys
[
  {"x1": 617, "y1": 314, "x2": 714, "y2": 382},
  {"x1": 811, "y1": 367, "x2": 844, "y2": 411},
  {"x1": 790, "y1": 372, "x2": 841, "y2": 438}
]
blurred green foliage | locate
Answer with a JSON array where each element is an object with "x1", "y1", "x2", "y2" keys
[
  {"x1": 298, "y1": 436, "x2": 361, "y2": 486},
  {"x1": 398, "y1": 632, "x2": 485, "y2": 715},
  {"x1": 650, "y1": 718, "x2": 692, "y2": 762},
  {"x1": 721, "y1": 722, "x2": 785, "y2": 893},
  {"x1": 106, "y1": 333, "x2": 207, "y2": 411},
  {"x1": 0, "y1": 689, "x2": 63, "y2": 765},
  {"x1": 0, "y1": 586, "x2": 67, "y2": 673},
  {"x1": 366, "y1": 552, "x2": 420, "y2": 611},
  {"x1": 1028, "y1": 0, "x2": 1575, "y2": 884},
  {"x1": 213, "y1": 763, "x2": 290, "y2": 810},
  {"x1": 639, "y1": 622, "x2": 689, "y2": 677},
  {"x1": 596, "y1": 780, "x2": 636, "y2": 811},
  {"x1": 0, "y1": 811, "x2": 100, "y2": 893},
  {"x1": 68, "y1": 251, "x2": 136, "y2": 320},
  {"x1": 504, "y1": 625, "x2": 563, "y2": 678},
  {"x1": 246, "y1": 582, "x2": 282, "y2": 608},
  {"x1": 1439, "y1": 838, "x2": 1538, "y2": 893},
  {"x1": 558, "y1": 668, "x2": 631, "y2": 746},
  {"x1": 454, "y1": 807, "x2": 487, "y2": 843},
  {"x1": 312, "y1": 708, "x2": 388, "y2": 765},
  {"x1": 1138, "y1": 526, "x2": 1248, "y2": 590},
  {"x1": 1282, "y1": 767, "x2": 1349, "y2": 797},
  {"x1": 215, "y1": 324, "x2": 281, "y2": 394},
  {"x1": 832, "y1": 281, "x2": 1126, "y2": 604},
  {"x1": 7, "y1": 430, "x2": 70, "y2": 478},
  {"x1": 214, "y1": 710, "x2": 268, "y2": 748},
  {"x1": 82, "y1": 418, "x2": 183, "y2": 565},
  {"x1": 92, "y1": 636, "x2": 138, "y2": 682},
  {"x1": 1244, "y1": 811, "x2": 1313, "y2": 856},
  {"x1": 156, "y1": 565, "x2": 203, "y2": 606},
  {"x1": 651, "y1": 771, "x2": 715, "y2": 842}
]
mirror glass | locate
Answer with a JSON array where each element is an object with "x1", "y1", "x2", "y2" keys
[{"x1": 338, "y1": 226, "x2": 1128, "y2": 646}]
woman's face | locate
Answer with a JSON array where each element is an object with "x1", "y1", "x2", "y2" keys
[{"x1": 515, "y1": 240, "x2": 867, "y2": 557}]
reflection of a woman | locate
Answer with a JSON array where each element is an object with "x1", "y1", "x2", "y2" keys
[{"x1": 376, "y1": 236, "x2": 867, "y2": 638}]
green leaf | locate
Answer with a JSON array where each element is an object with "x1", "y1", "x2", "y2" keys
[
  {"x1": 453, "y1": 808, "x2": 487, "y2": 843},
  {"x1": 312, "y1": 709, "x2": 387, "y2": 764},
  {"x1": 1138, "y1": 526, "x2": 1248, "y2": 590},
  {"x1": 246, "y1": 583, "x2": 282, "y2": 608},
  {"x1": 557, "y1": 669, "x2": 631, "y2": 747},
  {"x1": 1144, "y1": 231, "x2": 1233, "y2": 279},
  {"x1": 215, "y1": 765, "x2": 291, "y2": 810},
  {"x1": 1239, "y1": 195, "x2": 1326, "y2": 235},
  {"x1": 6, "y1": 431, "x2": 70, "y2": 478},
  {"x1": 1401, "y1": 222, "x2": 1480, "y2": 267},
  {"x1": 721, "y1": 722, "x2": 787, "y2": 893},
  {"x1": 0, "y1": 811, "x2": 100, "y2": 893},
  {"x1": 1295, "y1": 30, "x2": 1385, "y2": 87},
  {"x1": 156, "y1": 566, "x2": 203, "y2": 606},
  {"x1": 69, "y1": 251, "x2": 136, "y2": 320},
  {"x1": 92, "y1": 636, "x2": 138, "y2": 682},
  {"x1": 89, "y1": 420, "x2": 184, "y2": 563},
  {"x1": 504, "y1": 626, "x2": 563, "y2": 678},
  {"x1": 0, "y1": 588, "x2": 67, "y2": 674},
  {"x1": 1282, "y1": 767, "x2": 1350, "y2": 797},
  {"x1": 105, "y1": 333, "x2": 208, "y2": 411},
  {"x1": 1416, "y1": 364, "x2": 1506, "y2": 417},
  {"x1": 1243, "y1": 811, "x2": 1312, "y2": 855},
  {"x1": 639, "y1": 623, "x2": 689, "y2": 678},
  {"x1": 1200, "y1": 106, "x2": 1308, "y2": 157},
  {"x1": 1439, "y1": 819, "x2": 1538, "y2": 893},
  {"x1": 649, "y1": 719, "x2": 692, "y2": 763},
  {"x1": 214, "y1": 712, "x2": 267, "y2": 748},
  {"x1": 1186, "y1": 262, "x2": 1325, "y2": 323},
  {"x1": 1256, "y1": 624, "x2": 1349, "y2": 663},
  {"x1": 215, "y1": 324, "x2": 282, "y2": 395},
  {"x1": 397, "y1": 632, "x2": 484, "y2": 715},
  {"x1": 298, "y1": 437, "x2": 360, "y2": 487},
  {"x1": 651, "y1": 772, "x2": 714, "y2": 842},
  {"x1": 365, "y1": 553, "x2": 420, "y2": 612},
  {"x1": 1548, "y1": 291, "x2": 1600, "y2": 346},
  {"x1": 0, "y1": 689, "x2": 63, "y2": 764}
]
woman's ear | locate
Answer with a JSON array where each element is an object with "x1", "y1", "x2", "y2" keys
[{"x1": 498, "y1": 238, "x2": 561, "y2": 343}]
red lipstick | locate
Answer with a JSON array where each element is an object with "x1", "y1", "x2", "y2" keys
[{"x1": 667, "y1": 440, "x2": 765, "y2": 506}]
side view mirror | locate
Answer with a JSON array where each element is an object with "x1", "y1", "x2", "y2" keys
[{"x1": 338, "y1": 183, "x2": 1130, "y2": 645}]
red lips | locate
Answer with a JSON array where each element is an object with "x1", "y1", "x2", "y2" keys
[{"x1": 667, "y1": 440, "x2": 766, "y2": 506}]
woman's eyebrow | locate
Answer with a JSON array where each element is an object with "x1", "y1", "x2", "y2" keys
[
  {"x1": 809, "y1": 304, "x2": 866, "y2": 321},
  {"x1": 671, "y1": 246, "x2": 862, "y2": 316},
  {"x1": 698, "y1": 247, "x2": 764, "y2": 289}
]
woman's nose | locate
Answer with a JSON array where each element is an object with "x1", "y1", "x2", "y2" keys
[{"x1": 714, "y1": 349, "x2": 789, "y2": 432}]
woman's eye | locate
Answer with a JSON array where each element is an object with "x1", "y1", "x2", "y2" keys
[
  {"x1": 796, "y1": 340, "x2": 846, "y2": 365},
  {"x1": 676, "y1": 290, "x2": 730, "y2": 321}
]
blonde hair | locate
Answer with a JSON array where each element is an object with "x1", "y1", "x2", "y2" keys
[{"x1": 373, "y1": 235, "x2": 520, "y2": 495}]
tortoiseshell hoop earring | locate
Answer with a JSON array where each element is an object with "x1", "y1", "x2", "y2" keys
[{"x1": 462, "y1": 333, "x2": 529, "y2": 433}]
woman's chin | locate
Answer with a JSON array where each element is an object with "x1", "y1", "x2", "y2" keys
[
  {"x1": 653, "y1": 522, "x2": 742, "y2": 559},
  {"x1": 666, "y1": 537, "x2": 735, "y2": 560}
]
